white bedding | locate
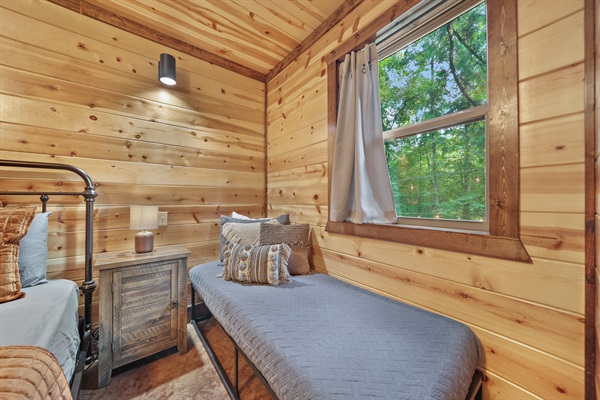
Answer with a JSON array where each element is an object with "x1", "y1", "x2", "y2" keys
[{"x1": 0, "y1": 279, "x2": 81, "y2": 380}]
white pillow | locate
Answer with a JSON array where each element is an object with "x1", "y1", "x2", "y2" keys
[{"x1": 231, "y1": 211, "x2": 251, "y2": 219}]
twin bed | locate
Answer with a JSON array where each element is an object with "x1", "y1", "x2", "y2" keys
[
  {"x1": 190, "y1": 261, "x2": 483, "y2": 400},
  {"x1": 0, "y1": 160, "x2": 97, "y2": 399}
]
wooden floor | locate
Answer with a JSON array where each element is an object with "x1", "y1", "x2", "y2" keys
[{"x1": 79, "y1": 320, "x2": 272, "y2": 400}]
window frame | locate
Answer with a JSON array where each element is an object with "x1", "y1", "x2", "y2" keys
[
  {"x1": 383, "y1": 105, "x2": 490, "y2": 232},
  {"x1": 324, "y1": 0, "x2": 531, "y2": 263}
]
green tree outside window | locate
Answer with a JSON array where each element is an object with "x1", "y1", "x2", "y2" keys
[{"x1": 380, "y1": 3, "x2": 487, "y2": 222}]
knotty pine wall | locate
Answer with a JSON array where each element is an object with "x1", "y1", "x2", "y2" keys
[
  {"x1": 267, "y1": 1, "x2": 587, "y2": 399},
  {"x1": 0, "y1": 1, "x2": 265, "y2": 324},
  {"x1": 595, "y1": 0, "x2": 599, "y2": 396},
  {"x1": 0, "y1": 0, "x2": 592, "y2": 398}
]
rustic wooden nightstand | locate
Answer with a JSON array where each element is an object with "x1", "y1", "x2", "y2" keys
[{"x1": 95, "y1": 245, "x2": 191, "y2": 387}]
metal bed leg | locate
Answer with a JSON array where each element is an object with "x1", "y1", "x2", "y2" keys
[
  {"x1": 191, "y1": 321, "x2": 239, "y2": 400},
  {"x1": 234, "y1": 348, "x2": 239, "y2": 395},
  {"x1": 192, "y1": 310, "x2": 279, "y2": 399},
  {"x1": 466, "y1": 370, "x2": 484, "y2": 400},
  {"x1": 69, "y1": 328, "x2": 91, "y2": 400},
  {"x1": 191, "y1": 285, "x2": 196, "y2": 321},
  {"x1": 190, "y1": 286, "x2": 239, "y2": 400}
]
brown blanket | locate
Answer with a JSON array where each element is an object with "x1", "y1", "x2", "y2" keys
[{"x1": 0, "y1": 346, "x2": 72, "y2": 400}]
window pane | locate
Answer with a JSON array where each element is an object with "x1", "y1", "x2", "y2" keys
[
  {"x1": 379, "y1": 3, "x2": 487, "y2": 131},
  {"x1": 385, "y1": 121, "x2": 486, "y2": 222}
]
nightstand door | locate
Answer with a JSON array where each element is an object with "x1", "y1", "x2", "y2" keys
[{"x1": 112, "y1": 260, "x2": 178, "y2": 366}]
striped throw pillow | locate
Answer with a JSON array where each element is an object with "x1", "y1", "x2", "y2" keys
[
  {"x1": 0, "y1": 207, "x2": 36, "y2": 303},
  {"x1": 222, "y1": 241, "x2": 292, "y2": 286}
]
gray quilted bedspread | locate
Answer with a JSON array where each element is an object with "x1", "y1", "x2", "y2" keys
[{"x1": 189, "y1": 262, "x2": 480, "y2": 400}]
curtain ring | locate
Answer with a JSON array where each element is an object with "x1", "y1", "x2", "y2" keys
[
  {"x1": 368, "y1": 61, "x2": 372, "y2": 71},
  {"x1": 361, "y1": 64, "x2": 367, "y2": 74}
]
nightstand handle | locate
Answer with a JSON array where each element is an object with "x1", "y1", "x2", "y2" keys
[{"x1": 170, "y1": 301, "x2": 178, "y2": 309}]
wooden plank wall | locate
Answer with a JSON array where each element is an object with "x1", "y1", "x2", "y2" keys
[
  {"x1": 595, "y1": 0, "x2": 599, "y2": 396},
  {"x1": 266, "y1": 1, "x2": 587, "y2": 398},
  {"x1": 0, "y1": 1, "x2": 265, "y2": 325}
]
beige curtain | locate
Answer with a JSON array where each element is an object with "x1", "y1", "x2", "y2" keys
[{"x1": 330, "y1": 44, "x2": 397, "y2": 224}]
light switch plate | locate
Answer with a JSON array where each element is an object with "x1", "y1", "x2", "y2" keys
[{"x1": 158, "y1": 211, "x2": 168, "y2": 226}]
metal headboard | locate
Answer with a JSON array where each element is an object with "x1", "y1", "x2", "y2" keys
[{"x1": 0, "y1": 159, "x2": 98, "y2": 332}]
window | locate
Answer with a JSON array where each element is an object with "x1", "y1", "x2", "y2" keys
[
  {"x1": 325, "y1": 0, "x2": 530, "y2": 262},
  {"x1": 380, "y1": 2, "x2": 488, "y2": 231}
]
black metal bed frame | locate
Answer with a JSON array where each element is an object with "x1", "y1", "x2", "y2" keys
[
  {"x1": 0, "y1": 159, "x2": 97, "y2": 400},
  {"x1": 190, "y1": 280, "x2": 484, "y2": 400},
  {"x1": 190, "y1": 286, "x2": 280, "y2": 400}
]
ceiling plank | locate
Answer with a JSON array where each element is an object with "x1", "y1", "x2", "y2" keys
[
  {"x1": 47, "y1": 0, "x2": 361, "y2": 84},
  {"x1": 48, "y1": 0, "x2": 267, "y2": 82},
  {"x1": 323, "y1": 0, "x2": 423, "y2": 65},
  {"x1": 265, "y1": 0, "x2": 365, "y2": 82}
]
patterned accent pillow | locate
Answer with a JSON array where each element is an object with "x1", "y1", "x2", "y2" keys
[
  {"x1": 222, "y1": 241, "x2": 292, "y2": 286},
  {"x1": 260, "y1": 223, "x2": 311, "y2": 275},
  {"x1": 221, "y1": 220, "x2": 277, "y2": 248},
  {"x1": 0, "y1": 207, "x2": 36, "y2": 303},
  {"x1": 219, "y1": 214, "x2": 290, "y2": 261}
]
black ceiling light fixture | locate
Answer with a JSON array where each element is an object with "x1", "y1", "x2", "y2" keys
[{"x1": 158, "y1": 53, "x2": 176, "y2": 86}]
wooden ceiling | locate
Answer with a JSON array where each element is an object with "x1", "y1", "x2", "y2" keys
[{"x1": 49, "y1": 0, "x2": 361, "y2": 82}]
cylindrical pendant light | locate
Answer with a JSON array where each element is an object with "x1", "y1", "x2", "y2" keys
[{"x1": 158, "y1": 53, "x2": 176, "y2": 86}]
